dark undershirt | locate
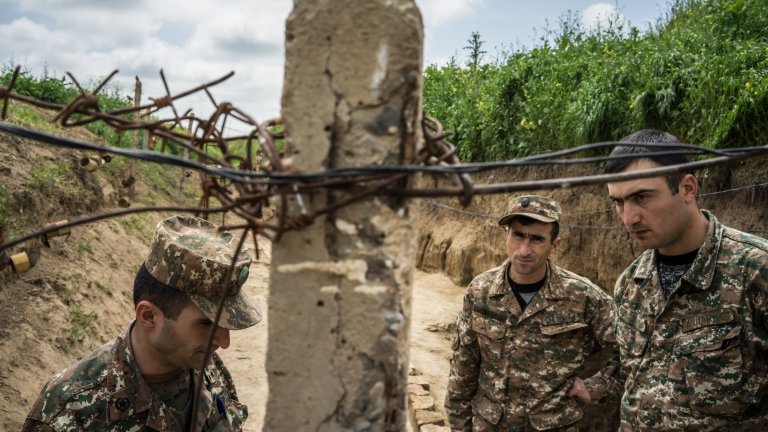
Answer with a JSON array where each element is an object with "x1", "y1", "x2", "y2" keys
[
  {"x1": 507, "y1": 271, "x2": 546, "y2": 311},
  {"x1": 656, "y1": 248, "x2": 698, "y2": 298}
]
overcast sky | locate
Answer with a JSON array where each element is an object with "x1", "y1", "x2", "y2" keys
[{"x1": 0, "y1": 0, "x2": 668, "y2": 127}]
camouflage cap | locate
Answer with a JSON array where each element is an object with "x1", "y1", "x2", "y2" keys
[
  {"x1": 144, "y1": 215, "x2": 262, "y2": 330},
  {"x1": 498, "y1": 195, "x2": 561, "y2": 226}
]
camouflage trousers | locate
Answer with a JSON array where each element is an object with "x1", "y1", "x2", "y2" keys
[{"x1": 472, "y1": 415, "x2": 580, "y2": 432}]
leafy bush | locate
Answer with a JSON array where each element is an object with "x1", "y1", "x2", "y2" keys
[
  {"x1": 1, "y1": 65, "x2": 133, "y2": 148},
  {"x1": 423, "y1": 0, "x2": 768, "y2": 161}
]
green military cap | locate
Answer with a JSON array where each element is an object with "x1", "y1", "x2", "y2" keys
[
  {"x1": 144, "y1": 215, "x2": 262, "y2": 330},
  {"x1": 498, "y1": 195, "x2": 561, "y2": 226}
]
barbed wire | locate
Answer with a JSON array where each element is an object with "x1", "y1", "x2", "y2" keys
[
  {"x1": 422, "y1": 177, "x2": 768, "y2": 235},
  {"x1": 2, "y1": 67, "x2": 768, "y2": 427},
  {"x1": 2, "y1": 65, "x2": 767, "y2": 252}
]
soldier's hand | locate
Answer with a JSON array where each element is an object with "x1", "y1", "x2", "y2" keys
[{"x1": 567, "y1": 377, "x2": 592, "y2": 404}]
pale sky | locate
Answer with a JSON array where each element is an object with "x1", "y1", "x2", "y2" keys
[{"x1": 0, "y1": 0, "x2": 667, "y2": 128}]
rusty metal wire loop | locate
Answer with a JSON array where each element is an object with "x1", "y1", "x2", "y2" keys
[
  {"x1": 2, "y1": 66, "x2": 768, "y2": 431},
  {"x1": 1, "y1": 65, "x2": 767, "y2": 247}
]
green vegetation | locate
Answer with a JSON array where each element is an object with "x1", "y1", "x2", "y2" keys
[
  {"x1": 76, "y1": 235, "x2": 95, "y2": 257},
  {"x1": 0, "y1": 184, "x2": 11, "y2": 229},
  {"x1": 423, "y1": 0, "x2": 768, "y2": 161},
  {"x1": 4, "y1": 102, "x2": 63, "y2": 134},
  {"x1": 119, "y1": 213, "x2": 153, "y2": 243},
  {"x1": 91, "y1": 280, "x2": 114, "y2": 297},
  {"x1": 2, "y1": 64, "x2": 271, "y2": 172},
  {"x1": 1, "y1": 64, "x2": 136, "y2": 148},
  {"x1": 26, "y1": 160, "x2": 79, "y2": 196},
  {"x1": 67, "y1": 307, "x2": 98, "y2": 346}
]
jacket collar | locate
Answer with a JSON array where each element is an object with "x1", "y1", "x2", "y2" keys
[
  {"x1": 491, "y1": 260, "x2": 569, "y2": 320},
  {"x1": 106, "y1": 322, "x2": 215, "y2": 431},
  {"x1": 631, "y1": 209, "x2": 721, "y2": 292},
  {"x1": 490, "y1": 260, "x2": 567, "y2": 299}
]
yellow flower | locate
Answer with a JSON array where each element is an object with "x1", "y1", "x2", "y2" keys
[
  {"x1": 745, "y1": 82, "x2": 752, "y2": 89},
  {"x1": 629, "y1": 102, "x2": 635, "y2": 110},
  {"x1": 555, "y1": 82, "x2": 561, "y2": 88}
]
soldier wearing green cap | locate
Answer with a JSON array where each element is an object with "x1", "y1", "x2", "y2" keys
[
  {"x1": 445, "y1": 195, "x2": 619, "y2": 431},
  {"x1": 22, "y1": 215, "x2": 262, "y2": 432}
]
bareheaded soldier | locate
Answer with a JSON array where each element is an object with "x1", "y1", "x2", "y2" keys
[
  {"x1": 600, "y1": 129, "x2": 768, "y2": 431},
  {"x1": 445, "y1": 195, "x2": 618, "y2": 431},
  {"x1": 23, "y1": 215, "x2": 263, "y2": 431}
]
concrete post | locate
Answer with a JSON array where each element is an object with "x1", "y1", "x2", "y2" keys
[{"x1": 265, "y1": 1, "x2": 423, "y2": 431}]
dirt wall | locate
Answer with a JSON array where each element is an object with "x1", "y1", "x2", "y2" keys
[{"x1": 415, "y1": 154, "x2": 768, "y2": 294}]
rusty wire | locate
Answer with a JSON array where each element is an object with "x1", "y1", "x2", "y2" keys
[
  {"x1": 2, "y1": 64, "x2": 767, "y2": 276},
  {"x1": 3, "y1": 66, "x2": 768, "y2": 429},
  {"x1": 0, "y1": 66, "x2": 482, "y2": 248},
  {"x1": 0, "y1": 66, "x2": 477, "y2": 427}
]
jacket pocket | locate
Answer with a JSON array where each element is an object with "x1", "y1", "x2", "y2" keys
[
  {"x1": 471, "y1": 394, "x2": 503, "y2": 425},
  {"x1": 677, "y1": 308, "x2": 753, "y2": 416},
  {"x1": 539, "y1": 315, "x2": 589, "y2": 369},
  {"x1": 470, "y1": 311, "x2": 506, "y2": 362},
  {"x1": 528, "y1": 398, "x2": 583, "y2": 431},
  {"x1": 615, "y1": 304, "x2": 650, "y2": 359},
  {"x1": 540, "y1": 322, "x2": 588, "y2": 336}
]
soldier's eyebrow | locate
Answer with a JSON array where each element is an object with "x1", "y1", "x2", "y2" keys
[
  {"x1": 609, "y1": 187, "x2": 655, "y2": 202},
  {"x1": 511, "y1": 229, "x2": 547, "y2": 242}
]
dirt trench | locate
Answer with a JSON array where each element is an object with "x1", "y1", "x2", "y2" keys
[{"x1": 2, "y1": 124, "x2": 768, "y2": 431}]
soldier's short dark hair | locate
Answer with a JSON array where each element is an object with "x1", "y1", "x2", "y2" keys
[
  {"x1": 507, "y1": 215, "x2": 560, "y2": 243},
  {"x1": 604, "y1": 129, "x2": 692, "y2": 193},
  {"x1": 133, "y1": 263, "x2": 193, "y2": 320}
]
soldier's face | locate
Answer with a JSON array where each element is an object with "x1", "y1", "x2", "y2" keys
[
  {"x1": 607, "y1": 160, "x2": 692, "y2": 254},
  {"x1": 155, "y1": 304, "x2": 231, "y2": 370},
  {"x1": 505, "y1": 219, "x2": 558, "y2": 284}
]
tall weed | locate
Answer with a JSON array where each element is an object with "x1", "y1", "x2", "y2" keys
[{"x1": 423, "y1": 0, "x2": 768, "y2": 161}]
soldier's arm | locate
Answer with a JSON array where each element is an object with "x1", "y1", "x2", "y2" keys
[
  {"x1": 578, "y1": 286, "x2": 623, "y2": 404},
  {"x1": 444, "y1": 292, "x2": 480, "y2": 432},
  {"x1": 209, "y1": 354, "x2": 249, "y2": 430}
]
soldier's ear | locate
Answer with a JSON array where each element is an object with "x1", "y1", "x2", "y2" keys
[
  {"x1": 680, "y1": 174, "x2": 698, "y2": 202},
  {"x1": 135, "y1": 300, "x2": 160, "y2": 329}
]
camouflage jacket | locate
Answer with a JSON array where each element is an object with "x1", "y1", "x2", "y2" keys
[
  {"x1": 613, "y1": 210, "x2": 768, "y2": 431},
  {"x1": 22, "y1": 323, "x2": 248, "y2": 432},
  {"x1": 445, "y1": 260, "x2": 617, "y2": 431}
]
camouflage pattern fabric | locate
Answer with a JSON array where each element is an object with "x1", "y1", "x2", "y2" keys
[
  {"x1": 145, "y1": 215, "x2": 262, "y2": 330},
  {"x1": 498, "y1": 195, "x2": 561, "y2": 226},
  {"x1": 445, "y1": 260, "x2": 618, "y2": 431},
  {"x1": 22, "y1": 323, "x2": 248, "y2": 432},
  {"x1": 613, "y1": 210, "x2": 768, "y2": 431}
]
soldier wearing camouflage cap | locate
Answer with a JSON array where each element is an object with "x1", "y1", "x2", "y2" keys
[
  {"x1": 446, "y1": 195, "x2": 619, "y2": 431},
  {"x1": 23, "y1": 215, "x2": 262, "y2": 432},
  {"x1": 593, "y1": 129, "x2": 768, "y2": 431}
]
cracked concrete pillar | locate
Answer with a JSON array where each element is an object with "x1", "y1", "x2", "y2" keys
[{"x1": 265, "y1": 1, "x2": 423, "y2": 431}]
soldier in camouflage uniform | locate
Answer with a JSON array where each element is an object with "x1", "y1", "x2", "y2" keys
[
  {"x1": 601, "y1": 129, "x2": 768, "y2": 431},
  {"x1": 445, "y1": 195, "x2": 618, "y2": 431},
  {"x1": 22, "y1": 215, "x2": 263, "y2": 432}
]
